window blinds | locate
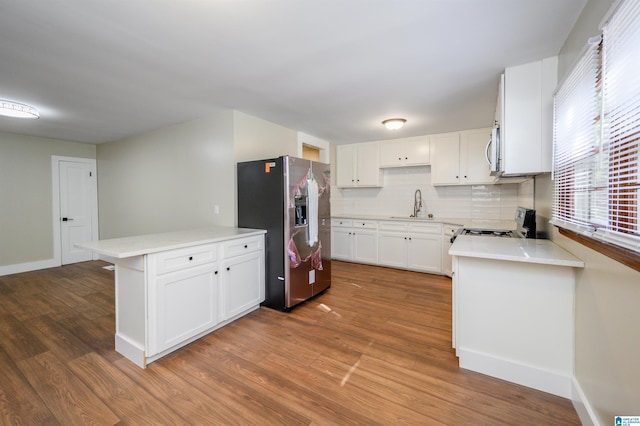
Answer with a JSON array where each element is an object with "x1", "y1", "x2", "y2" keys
[
  {"x1": 601, "y1": 0, "x2": 640, "y2": 250},
  {"x1": 552, "y1": 0, "x2": 640, "y2": 253}
]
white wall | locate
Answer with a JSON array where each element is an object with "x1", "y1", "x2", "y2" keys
[
  {"x1": 97, "y1": 111, "x2": 235, "y2": 238},
  {"x1": 0, "y1": 132, "x2": 96, "y2": 273},
  {"x1": 331, "y1": 165, "x2": 531, "y2": 222},
  {"x1": 549, "y1": 0, "x2": 640, "y2": 423},
  {"x1": 233, "y1": 110, "x2": 298, "y2": 163}
]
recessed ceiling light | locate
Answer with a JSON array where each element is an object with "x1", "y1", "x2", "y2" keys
[
  {"x1": 0, "y1": 100, "x2": 40, "y2": 119},
  {"x1": 382, "y1": 118, "x2": 406, "y2": 130}
]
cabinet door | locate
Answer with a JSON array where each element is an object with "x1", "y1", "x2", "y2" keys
[
  {"x1": 352, "y1": 229, "x2": 378, "y2": 264},
  {"x1": 408, "y1": 234, "x2": 442, "y2": 273},
  {"x1": 379, "y1": 139, "x2": 405, "y2": 167},
  {"x1": 336, "y1": 144, "x2": 357, "y2": 187},
  {"x1": 430, "y1": 133, "x2": 460, "y2": 185},
  {"x1": 149, "y1": 263, "x2": 219, "y2": 355},
  {"x1": 378, "y1": 232, "x2": 407, "y2": 268},
  {"x1": 403, "y1": 136, "x2": 430, "y2": 166},
  {"x1": 222, "y1": 251, "x2": 264, "y2": 321},
  {"x1": 331, "y1": 227, "x2": 353, "y2": 260},
  {"x1": 355, "y1": 142, "x2": 382, "y2": 186},
  {"x1": 461, "y1": 129, "x2": 494, "y2": 184}
]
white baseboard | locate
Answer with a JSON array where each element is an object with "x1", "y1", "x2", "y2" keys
[
  {"x1": 0, "y1": 258, "x2": 59, "y2": 277},
  {"x1": 458, "y1": 348, "x2": 573, "y2": 398},
  {"x1": 115, "y1": 334, "x2": 146, "y2": 368},
  {"x1": 571, "y1": 377, "x2": 600, "y2": 426}
]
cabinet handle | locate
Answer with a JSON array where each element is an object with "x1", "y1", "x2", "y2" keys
[
  {"x1": 409, "y1": 237, "x2": 412, "y2": 241},
  {"x1": 215, "y1": 271, "x2": 218, "y2": 275},
  {"x1": 188, "y1": 256, "x2": 193, "y2": 261},
  {"x1": 404, "y1": 237, "x2": 407, "y2": 240},
  {"x1": 405, "y1": 157, "x2": 408, "y2": 160},
  {"x1": 226, "y1": 267, "x2": 230, "y2": 271},
  {"x1": 398, "y1": 157, "x2": 402, "y2": 160},
  {"x1": 244, "y1": 244, "x2": 248, "y2": 248}
]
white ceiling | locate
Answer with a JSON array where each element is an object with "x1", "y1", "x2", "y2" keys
[{"x1": 0, "y1": 0, "x2": 587, "y2": 145}]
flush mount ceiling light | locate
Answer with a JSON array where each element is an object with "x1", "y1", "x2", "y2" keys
[
  {"x1": 0, "y1": 100, "x2": 40, "y2": 119},
  {"x1": 382, "y1": 118, "x2": 406, "y2": 130}
]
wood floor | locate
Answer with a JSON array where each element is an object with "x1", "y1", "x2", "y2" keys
[{"x1": 0, "y1": 260, "x2": 580, "y2": 425}]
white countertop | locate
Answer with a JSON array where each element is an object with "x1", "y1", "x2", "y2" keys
[
  {"x1": 75, "y1": 227, "x2": 266, "y2": 259},
  {"x1": 332, "y1": 214, "x2": 516, "y2": 230},
  {"x1": 449, "y1": 235, "x2": 584, "y2": 268}
]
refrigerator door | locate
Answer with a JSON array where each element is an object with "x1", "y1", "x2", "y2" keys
[
  {"x1": 285, "y1": 157, "x2": 331, "y2": 308},
  {"x1": 286, "y1": 157, "x2": 314, "y2": 307},
  {"x1": 311, "y1": 160, "x2": 331, "y2": 296}
]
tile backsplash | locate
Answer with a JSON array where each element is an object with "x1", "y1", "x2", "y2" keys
[{"x1": 331, "y1": 167, "x2": 534, "y2": 220}]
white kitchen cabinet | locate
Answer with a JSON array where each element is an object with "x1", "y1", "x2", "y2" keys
[
  {"x1": 331, "y1": 218, "x2": 378, "y2": 264},
  {"x1": 76, "y1": 228, "x2": 266, "y2": 368},
  {"x1": 220, "y1": 237, "x2": 265, "y2": 321},
  {"x1": 147, "y1": 244, "x2": 219, "y2": 356},
  {"x1": 378, "y1": 221, "x2": 442, "y2": 273},
  {"x1": 500, "y1": 56, "x2": 557, "y2": 176},
  {"x1": 336, "y1": 142, "x2": 382, "y2": 187},
  {"x1": 331, "y1": 219, "x2": 354, "y2": 261},
  {"x1": 379, "y1": 135, "x2": 430, "y2": 167},
  {"x1": 431, "y1": 129, "x2": 493, "y2": 186}
]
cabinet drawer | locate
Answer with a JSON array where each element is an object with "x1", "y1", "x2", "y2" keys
[
  {"x1": 352, "y1": 220, "x2": 378, "y2": 230},
  {"x1": 331, "y1": 218, "x2": 353, "y2": 227},
  {"x1": 379, "y1": 221, "x2": 408, "y2": 232},
  {"x1": 408, "y1": 222, "x2": 442, "y2": 234},
  {"x1": 153, "y1": 244, "x2": 217, "y2": 275},
  {"x1": 222, "y1": 236, "x2": 264, "y2": 258}
]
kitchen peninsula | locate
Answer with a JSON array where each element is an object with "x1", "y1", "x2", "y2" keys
[
  {"x1": 76, "y1": 227, "x2": 266, "y2": 368},
  {"x1": 450, "y1": 235, "x2": 584, "y2": 398}
]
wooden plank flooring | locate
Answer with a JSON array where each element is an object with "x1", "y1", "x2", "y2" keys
[{"x1": 0, "y1": 260, "x2": 580, "y2": 425}]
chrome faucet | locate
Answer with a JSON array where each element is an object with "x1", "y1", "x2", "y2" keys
[{"x1": 412, "y1": 189, "x2": 423, "y2": 217}]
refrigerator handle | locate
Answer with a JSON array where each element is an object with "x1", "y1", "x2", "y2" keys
[{"x1": 277, "y1": 276, "x2": 285, "y2": 281}]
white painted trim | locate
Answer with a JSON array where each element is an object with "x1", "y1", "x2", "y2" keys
[
  {"x1": 297, "y1": 132, "x2": 331, "y2": 163},
  {"x1": 51, "y1": 156, "x2": 100, "y2": 265},
  {"x1": 0, "y1": 258, "x2": 58, "y2": 276},
  {"x1": 458, "y1": 348, "x2": 573, "y2": 398},
  {"x1": 571, "y1": 377, "x2": 600, "y2": 426},
  {"x1": 115, "y1": 333, "x2": 146, "y2": 368}
]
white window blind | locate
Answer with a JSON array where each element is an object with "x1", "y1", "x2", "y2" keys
[{"x1": 552, "y1": 0, "x2": 640, "y2": 254}]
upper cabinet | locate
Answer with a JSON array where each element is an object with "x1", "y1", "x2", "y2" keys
[
  {"x1": 431, "y1": 128, "x2": 494, "y2": 186},
  {"x1": 336, "y1": 142, "x2": 382, "y2": 188},
  {"x1": 379, "y1": 136, "x2": 430, "y2": 167},
  {"x1": 499, "y1": 56, "x2": 557, "y2": 176}
]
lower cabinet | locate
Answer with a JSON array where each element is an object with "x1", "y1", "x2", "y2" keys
[
  {"x1": 148, "y1": 262, "x2": 219, "y2": 356},
  {"x1": 331, "y1": 219, "x2": 378, "y2": 264},
  {"x1": 145, "y1": 235, "x2": 265, "y2": 361},
  {"x1": 221, "y1": 237, "x2": 265, "y2": 320},
  {"x1": 378, "y1": 221, "x2": 442, "y2": 273}
]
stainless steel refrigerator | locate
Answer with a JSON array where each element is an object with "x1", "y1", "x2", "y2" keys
[{"x1": 237, "y1": 156, "x2": 331, "y2": 311}]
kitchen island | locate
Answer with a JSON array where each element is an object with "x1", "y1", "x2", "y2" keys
[
  {"x1": 76, "y1": 227, "x2": 266, "y2": 368},
  {"x1": 450, "y1": 235, "x2": 584, "y2": 398}
]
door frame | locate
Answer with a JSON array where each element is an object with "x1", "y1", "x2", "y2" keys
[{"x1": 51, "y1": 156, "x2": 99, "y2": 265}]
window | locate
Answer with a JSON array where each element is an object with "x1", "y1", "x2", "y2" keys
[{"x1": 552, "y1": 0, "x2": 640, "y2": 259}]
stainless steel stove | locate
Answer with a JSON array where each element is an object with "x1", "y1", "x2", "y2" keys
[
  {"x1": 459, "y1": 229, "x2": 521, "y2": 238},
  {"x1": 451, "y1": 207, "x2": 536, "y2": 242}
]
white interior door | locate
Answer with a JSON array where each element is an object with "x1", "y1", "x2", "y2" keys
[{"x1": 60, "y1": 160, "x2": 95, "y2": 264}]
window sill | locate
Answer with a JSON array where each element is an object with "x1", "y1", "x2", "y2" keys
[{"x1": 558, "y1": 227, "x2": 640, "y2": 273}]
